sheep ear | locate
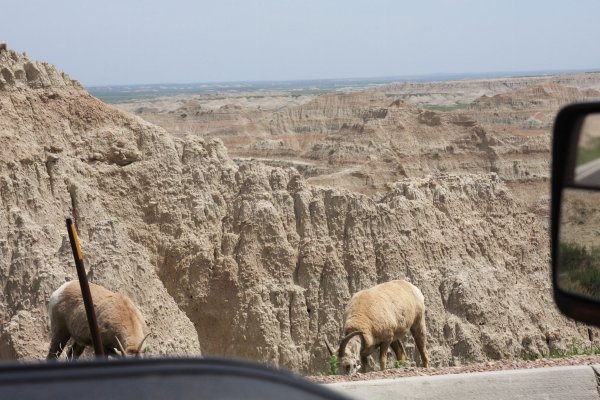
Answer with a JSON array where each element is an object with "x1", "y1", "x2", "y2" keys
[
  {"x1": 115, "y1": 336, "x2": 127, "y2": 357},
  {"x1": 324, "y1": 339, "x2": 335, "y2": 356},
  {"x1": 338, "y1": 331, "x2": 364, "y2": 359}
]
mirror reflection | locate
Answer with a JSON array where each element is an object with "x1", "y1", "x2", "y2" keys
[
  {"x1": 574, "y1": 113, "x2": 600, "y2": 186},
  {"x1": 558, "y1": 189, "x2": 600, "y2": 300}
]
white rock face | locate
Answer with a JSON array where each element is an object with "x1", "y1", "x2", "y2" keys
[{"x1": 0, "y1": 50, "x2": 594, "y2": 373}]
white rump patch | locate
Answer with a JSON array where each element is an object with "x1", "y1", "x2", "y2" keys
[
  {"x1": 48, "y1": 280, "x2": 71, "y2": 317},
  {"x1": 409, "y1": 283, "x2": 425, "y2": 305}
]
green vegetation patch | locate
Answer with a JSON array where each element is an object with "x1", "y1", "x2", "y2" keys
[
  {"x1": 422, "y1": 104, "x2": 468, "y2": 112},
  {"x1": 328, "y1": 355, "x2": 339, "y2": 375},
  {"x1": 523, "y1": 338, "x2": 600, "y2": 361},
  {"x1": 558, "y1": 242, "x2": 600, "y2": 299},
  {"x1": 577, "y1": 137, "x2": 600, "y2": 166}
]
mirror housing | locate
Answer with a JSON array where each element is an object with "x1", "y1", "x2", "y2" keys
[{"x1": 552, "y1": 102, "x2": 600, "y2": 326}]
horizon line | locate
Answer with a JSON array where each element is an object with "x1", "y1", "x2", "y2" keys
[{"x1": 85, "y1": 67, "x2": 600, "y2": 89}]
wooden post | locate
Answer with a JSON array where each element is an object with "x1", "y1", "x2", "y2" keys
[{"x1": 66, "y1": 217, "x2": 105, "y2": 358}]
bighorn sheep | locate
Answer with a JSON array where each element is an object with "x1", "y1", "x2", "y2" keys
[
  {"x1": 0, "y1": 42, "x2": 6, "y2": 52},
  {"x1": 325, "y1": 279, "x2": 429, "y2": 374},
  {"x1": 47, "y1": 280, "x2": 149, "y2": 359}
]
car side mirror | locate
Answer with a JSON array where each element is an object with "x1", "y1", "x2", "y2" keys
[{"x1": 552, "y1": 102, "x2": 600, "y2": 326}]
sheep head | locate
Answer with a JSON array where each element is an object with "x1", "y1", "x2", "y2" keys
[
  {"x1": 330, "y1": 331, "x2": 365, "y2": 375},
  {"x1": 115, "y1": 333, "x2": 150, "y2": 357}
]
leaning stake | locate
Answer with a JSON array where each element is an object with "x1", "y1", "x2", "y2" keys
[{"x1": 66, "y1": 217, "x2": 105, "y2": 358}]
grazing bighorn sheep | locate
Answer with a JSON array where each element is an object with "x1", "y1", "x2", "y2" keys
[
  {"x1": 325, "y1": 279, "x2": 429, "y2": 374},
  {"x1": 47, "y1": 280, "x2": 149, "y2": 359}
]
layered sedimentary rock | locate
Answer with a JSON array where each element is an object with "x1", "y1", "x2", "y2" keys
[
  {"x1": 0, "y1": 50, "x2": 595, "y2": 374},
  {"x1": 130, "y1": 89, "x2": 556, "y2": 194}
]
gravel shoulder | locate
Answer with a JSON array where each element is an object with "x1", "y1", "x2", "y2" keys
[{"x1": 308, "y1": 355, "x2": 600, "y2": 384}]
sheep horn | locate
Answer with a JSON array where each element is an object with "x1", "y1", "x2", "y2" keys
[
  {"x1": 337, "y1": 331, "x2": 364, "y2": 359},
  {"x1": 115, "y1": 336, "x2": 127, "y2": 357},
  {"x1": 325, "y1": 339, "x2": 335, "y2": 356},
  {"x1": 136, "y1": 332, "x2": 151, "y2": 354}
]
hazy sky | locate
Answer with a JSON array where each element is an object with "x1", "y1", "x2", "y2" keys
[{"x1": 3, "y1": 0, "x2": 599, "y2": 86}]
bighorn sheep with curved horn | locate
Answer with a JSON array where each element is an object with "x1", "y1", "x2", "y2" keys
[
  {"x1": 47, "y1": 280, "x2": 149, "y2": 359},
  {"x1": 325, "y1": 279, "x2": 429, "y2": 374}
]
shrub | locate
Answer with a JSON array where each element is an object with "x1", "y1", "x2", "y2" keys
[{"x1": 328, "y1": 355, "x2": 339, "y2": 375}]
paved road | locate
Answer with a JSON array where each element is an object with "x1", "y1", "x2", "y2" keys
[
  {"x1": 327, "y1": 365, "x2": 600, "y2": 400},
  {"x1": 576, "y1": 159, "x2": 600, "y2": 186}
]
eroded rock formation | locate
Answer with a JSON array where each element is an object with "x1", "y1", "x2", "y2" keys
[{"x1": 0, "y1": 50, "x2": 595, "y2": 374}]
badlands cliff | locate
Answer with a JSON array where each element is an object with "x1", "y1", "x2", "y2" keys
[
  {"x1": 0, "y1": 49, "x2": 595, "y2": 373},
  {"x1": 126, "y1": 74, "x2": 600, "y2": 195}
]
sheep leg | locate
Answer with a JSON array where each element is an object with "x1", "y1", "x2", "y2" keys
[
  {"x1": 390, "y1": 339, "x2": 406, "y2": 364},
  {"x1": 411, "y1": 317, "x2": 429, "y2": 368},
  {"x1": 360, "y1": 355, "x2": 370, "y2": 373},
  {"x1": 46, "y1": 331, "x2": 71, "y2": 360},
  {"x1": 379, "y1": 341, "x2": 391, "y2": 371},
  {"x1": 67, "y1": 342, "x2": 86, "y2": 360}
]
